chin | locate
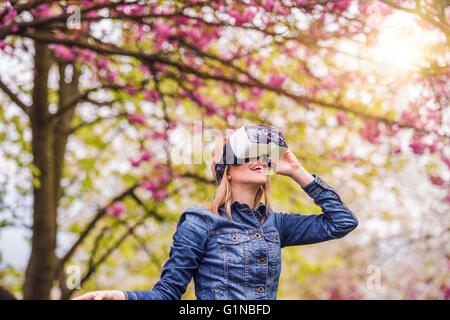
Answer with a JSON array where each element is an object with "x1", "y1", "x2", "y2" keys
[{"x1": 246, "y1": 177, "x2": 268, "y2": 186}]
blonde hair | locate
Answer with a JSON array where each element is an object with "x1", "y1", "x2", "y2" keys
[{"x1": 206, "y1": 131, "x2": 271, "y2": 224}]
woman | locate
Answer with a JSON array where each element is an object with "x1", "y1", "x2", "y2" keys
[{"x1": 73, "y1": 132, "x2": 358, "y2": 300}]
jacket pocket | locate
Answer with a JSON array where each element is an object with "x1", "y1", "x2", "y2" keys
[
  {"x1": 216, "y1": 231, "x2": 251, "y2": 265},
  {"x1": 263, "y1": 229, "x2": 280, "y2": 243},
  {"x1": 263, "y1": 230, "x2": 281, "y2": 264}
]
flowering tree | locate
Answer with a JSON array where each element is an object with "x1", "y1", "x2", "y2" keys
[{"x1": 0, "y1": 0, "x2": 448, "y2": 299}]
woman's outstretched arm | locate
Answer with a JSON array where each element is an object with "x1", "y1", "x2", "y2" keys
[{"x1": 73, "y1": 208, "x2": 208, "y2": 300}]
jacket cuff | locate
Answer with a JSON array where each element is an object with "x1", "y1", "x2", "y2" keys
[
  {"x1": 123, "y1": 290, "x2": 137, "y2": 300},
  {"x1": 301, "y1": 174, "x2": 337, "y2": 198}
]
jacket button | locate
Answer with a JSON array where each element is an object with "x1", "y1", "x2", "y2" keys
[
  {"x1": 258, "y1": 258, "x2": 266, "y2": 264},
  {"x1": 257, "y1": 287, "x2": 265, "y2": 293},
  {"x1": 254, "y1": 233, "x2": 261, "y2": 238},
  {"x1": 232, "y1": 235, "x2": 238, "y2": 241},
  {"x1": 275, "y1": 234, "x2": 279, "y2": 240}
]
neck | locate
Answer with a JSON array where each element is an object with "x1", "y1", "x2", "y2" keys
[{"x1": 230, "y1": 183, "x2": 261, "y2": 209}]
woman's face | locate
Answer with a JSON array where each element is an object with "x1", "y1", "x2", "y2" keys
[{"x1": 226, "y1": 156, "x2": 269, "y2": 186}]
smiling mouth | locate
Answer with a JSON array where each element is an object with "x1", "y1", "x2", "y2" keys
[{"x1": 250, "y1": 165, "x2": 266, "y2": 173}]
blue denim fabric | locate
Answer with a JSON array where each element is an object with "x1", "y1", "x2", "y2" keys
[{"x1": 124, "y1": 174, "x2": 358, "y2": 300}]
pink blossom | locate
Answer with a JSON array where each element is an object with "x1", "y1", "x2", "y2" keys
[
  {"x1": 336, "y1": 111, "x2": 349, "y2": 125},
  {"x1": 131, "y1": 150, "x2": 153, "y2": 167},
  {"x1": 84, "y1": 10, "x2": 97, "y2": 18},
  {"x1": 81, "y1": 49, "x2": 95, "y2": 61},
  {"x1": 108, "y1": 71, "x2": 119, "y2": 80},
  {"x1": 153, "y1": 189, "x2": 169, "y2": 202},
  {"x1": 221, "y1": 84, "x2": 234, "y2": 95},
  {"x1": 268, "y1": 75, "x2": 286, "y2": 87},
  {"x1": 226, "y1": 7, "x2": 240, "y2": 20},
  {"x1": 441, "y1": 156, "x2": 450, "y2": 169},
  {"x1": 97, "y1": 58, "x2": 110, "y2": 69},
  {"x1": 158, "y1": 174, "x2": 170, "y2": 184},
  {"x1": 204, "y1": 104, "x2": 220, "y2": 116},
  {"x1": 426, "y1": 109, "x2": 441, "y2": 122},
  {"x1": 224, "y1": 109, "x2": 235, "y2": 120},
  {"x1": 236, "y1": 9, "x2": 256, "y2": 25},
  {"x1": 407, "y1": 288, "x2": 417, "y2": 299},
  {"x1": 341, "y1": 155, "x2": 355, "y2": 161},
  {"x1": 168, "y1": 120, "x2": 178, "y2": 130},
  {"x1": 323, "y1": 75, "x2": 337, "y2": 88},
  {"x1": 32, "y1": 3, "x2": 57, "y2": 19},
  {"x1": 361, "y1": 120, "x2": 382, "y2": 145},
  {"x1": 385, "y1": 124, "x2": 400, "y2": 137},
  {"x1": 331, "y1": 0, "x2": 352, "y2": 13},
  {"x1": 262, "y1": 0, "x2": 273, "y2": 10},
  {"x1": 154, "y1": 22, "x2": 173, "y2": 49},
  {"x1": 0, "y1": 41, "x2": 6, "y2": 50},
  {"x1": 442, "y1": 286, "x2": 450, "y2": 300},
  {"x1": 50, "y1": 44, "x2": 76, "y2": 61},
  {"x1": 130, "y1": 159, "x2": 141, "y2": 167},
  {"x1": 156, "y1": 63, "x2": 167, "y2": 72},
  {"x1": 429, "y1": 176, "x2": 444, "y2": 186},
  {"x1": 2, "y1": 8, "x2": 17, "y2": 25},
  {"x1": 82, "y1": 0, "x2": 95, "y2": 8},
  {"x1": 124, "y1": 86, "x2": 139, "y2": 95},
  {"x1": 409, "y1": 140, "x2": 426, "y2": 155},
  {"x1": 427, "y1": 140, "x2": 439, "y2": 152},
  {"x1": 143, "y1": 90, "x2": 159, "y2": 102},
  {"x1": 240, "y1": 99, "x2": 259, "y2": 111},
  {"x1": 400, "y1": 110, "x2": 418, "y2": 126},
  {"x1": 140, "y1": 180, "x2": 159, "y2": 191},
  {"x1": 394, "y1": 147, "x2": 402, "y2": 154},
  {"x1": 185, "y1": 27, "x2": 200, "y2": 38},
  {"x1": 140, "y1": 151, "x2": 152, "y2": 161},
  {"x1": 177, "y1": 16, "x2": 191, "y2": 24},
  {"x1": 192, "y1": 77, "x2": 205, "y2": 87},
  {"x1": 149, "y1": 132, "x2": 168, "y2": 140},
  {"x1": 106, "y1": 201, "x2": 126, "y2": 218},
  {"x1": 128, "y1": 113, "x2": 146, "y2": 125},
  {"x1": 250, "y1": 87, "x2": 264, "y2": 98}
]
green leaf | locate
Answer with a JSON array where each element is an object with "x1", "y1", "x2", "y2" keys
[{"x1": 32, "y1": 177, "x2": 41, "y2": 188}]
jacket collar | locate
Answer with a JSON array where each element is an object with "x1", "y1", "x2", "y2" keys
[{"x1": 218, "y1": 199, "x2": 267, "y2": 216}]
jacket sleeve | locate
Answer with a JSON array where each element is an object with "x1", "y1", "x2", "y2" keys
[
  {"x1": 124, "y1": 207, "x2": 208, "y2": 300},
  {"x1": 275, "y1": 174, "x2": 358, "y2": 248}
]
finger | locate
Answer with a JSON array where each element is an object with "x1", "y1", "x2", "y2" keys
[
  {"x1": 271, "y1": 160, "x2": 279, "y2": 173},
  {"x1": 94, "y1": 293, "x2": 104, "y2": 300},
  {"x1": 72, "y1": 292, "x2": 95, "y2": 300}
]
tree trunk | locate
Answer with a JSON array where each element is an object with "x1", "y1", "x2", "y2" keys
[
  {"x1": 53, "y1": 62, "x2": 80, "y2": 295},
  {"x1": 23, "y1": 41, "x2": 57, "y2": 300}
]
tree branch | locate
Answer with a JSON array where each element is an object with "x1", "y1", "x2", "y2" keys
[
  {"x1": 54, "y1": 183, "x2": 139, "y2": 278},
  {"x1": 65, "y1": 220, "x2": 138, "y2": 299},
  {"x1": 24, "y1": 28, "x2": 450, "y2": 140},
  {"x1": 65, "y1": 207, "x2": 157, "y2": 299},
  {"x1": 0, "y1": 77, "x2": 30, "y2": 115},
  {"x1": 379, "y1": 0, "x2": 450, "y2": 41},
  {"x1": 67, "y1": 112, "x2": 128, "y2": 135}
]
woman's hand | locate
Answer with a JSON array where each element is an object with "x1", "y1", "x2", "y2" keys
[
  {"x1": 271, "y1": 149, "x2": 302, "y2": 177},
  {"x1": 72, "y1": 290, "x2": 126, "y2": 300},
  {"x1": 272, "y1": 149, "x2": 315, "y2": 187}
]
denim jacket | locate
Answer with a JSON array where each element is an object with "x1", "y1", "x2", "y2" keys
[{"x1": 124, "y1": 174, "x2": 358, "y2": 300}]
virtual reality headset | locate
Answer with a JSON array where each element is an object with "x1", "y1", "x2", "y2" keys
[{"x1": 214, "y1": 124, "x2": 288, "y2": 185}]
